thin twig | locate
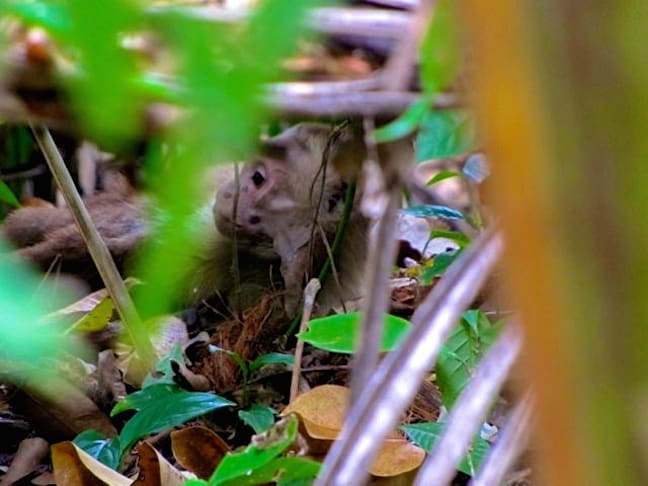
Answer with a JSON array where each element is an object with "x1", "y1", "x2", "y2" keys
[
  {"x1": 315, "y1": 230, "x2": 503, "y2": 486},
  {"x1": 290, "y1": 279, "x2": 321, "y2": 403},
  {"x1": 413, "y1": 324, "x2": 523, "y2": 485},
  {"x1": 350, "y1": 117, "x2": 402, "y2": 405},
  {"x1": 29, "y1": 124, "x2": 156, "y2": 368},
  {"x1": 469, "y1": 391, "x2": 534, "y2": 486}
]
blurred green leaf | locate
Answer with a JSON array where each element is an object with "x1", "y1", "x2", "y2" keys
[
  {"x1": 73, "y1": 431, "x2": 121, "y2": 470},
  {"x1": 3, "y1": 0, "x2": 71, "y2": 38},
  {"x1": 416, "y1": 110, "x2": 476, "y2": 161},
  {"x1": 249, "y1": 353, "x2": 294, "y2": 374},
  {"x1": 426, "y1": 170, "x2": 461, "y2": 186},
  {"x1": 238, "y1": 404, "x2": 277, "y2": 434},
  {"x1": 375, "y1": 99, "x2": 429, "y2": 143},
  {"x1": 298, "y1": 312, "x2": 411, "y2": 354},
  {"x1": 0, "y1": 238, "x2": 76, "y2": 370},
  {"x1": 111, "y1": 384, "x2": 234, "y2": 454},
  {"x1": 420, "y1": 0, "x2": 460, "y2": 96},
  {"x1": 429, "y1": 229, "x2": 471, "y2": 249},
  {"x1": 402, "y1": 204, "x2": 466, "y2": 220},
  {"x1": 402, "y1": 421, "x2": 489, "y2": 476},
  {"x1": 437, "y1": 310, "x2": 501, "y2": 408},
  {"x1": 221, "y1": 457, "x2": 321, "y2": 486},
  {"x1": 209, "y1": 415, "x2": 301, "y2": 485},
  {"x1": 0, "y1": 180, "x2": 20, "y2": 208},
  {"x1": 66, "y1": 0, "x2": 142, "y2": 146}
]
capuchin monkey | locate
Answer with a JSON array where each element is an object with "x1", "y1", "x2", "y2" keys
[{"x1": 1, "y1": 123, "x2": 370, "y2": 316}]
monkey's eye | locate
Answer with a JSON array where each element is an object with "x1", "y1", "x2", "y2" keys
[
  {"x1": 251, "y1": 169, "x2": 266, "y2": 187},
  {"x1": 327, "y1": 197, "x2": 338, "y2": 212}
]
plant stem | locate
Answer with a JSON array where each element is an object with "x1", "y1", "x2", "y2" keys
[{"x1": 30, "y1": 124, "x2": 156, "y2": 369}]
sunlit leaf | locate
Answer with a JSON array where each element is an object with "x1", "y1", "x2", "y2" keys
[{"x1": 298, "y1": 312, "x2": 411, "y2": 353}]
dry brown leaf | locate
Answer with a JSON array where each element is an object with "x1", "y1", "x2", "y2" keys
[
  {"x1": 51, "y1": 442, "x2": 130, "y2": 486},
  {"x1": 171, "y1": 425, "x2": 231, "y2": 479},
  {"x1": 369, "y1": 438, "x2": 425, "y2": 477},
  {"x1": 283, "y1": 385, "x2": 424, "y2": 478},
  {"x1": 0, "y1": 437, "x2": 49, "y2": 485},
  {"x1": 282, "y1": 384, "x2": 348, "y2": 440},
  {"x1": 133, "y1": 441, "x2": 192, "y2": 485}
]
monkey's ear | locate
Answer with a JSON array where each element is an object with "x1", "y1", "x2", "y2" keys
[{"x1": 264, "y1": 123, "x2": 332, "y2": 150}]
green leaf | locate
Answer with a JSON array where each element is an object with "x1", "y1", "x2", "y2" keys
[
  {"x1": 298, "y1": 312, "x2": 411, "y2": 354},
  {"x1": 401, "y1": 422, "x2": 490, "y2": 476},
  {"x1": 416, "y1": 110, "x2": 477, "y2": 161},
  {"x1": 209, "y1": 415, "x2": 298, "y2": 485},
  {"x1": 249, "y1": 353, "x2": 294, "y2": 374},
  {"x1": 430, "y1": 229, "x2": 471, "y2": 249},
  {"x1": 238, "y1": 404, "x2": 277, "y2": 434},
  {"x1": 420, "y1": 0, "x2": 460, "y2": 95},
  {"x1": 420, "y1": 250, "x2": 461, "y2": 283},
  {"x1": 210, "y1": 346, "x2": 248, "y2": 375},
  {"x1": 0, "y1": 180, "x2": 20, "y2": 208},
  {"x1": 66, "y1": 0, "x2": 142, "y2": 146},
  {"x1": 402, "y1": 204, "x2": 466, "y2": 220},
  {"x1": 222, "y1": 457, "x2": 321, "y2": 486},
  {"x1": 111, "y1": 384, "x2": 234, "y2": 454},
  {"x1": 73, "y1": 431, "x2": 121, "y2": 470},
  {"x1": 3, "y1": 0, "x2": 71, "y2": 38},
  {"x1": 374, "y1": 100, "x2": 429, "y2": 143},
  {"x1": 436, "y1": 311, "x2": 501, "y2": 408},
  {"x1": 66, "y1": 297, "x2": 114, "y2": 334},
  {"x1": 426, "y1": 170, "x2": 460, "y2": 186},
  {"x1": 142, "y1": 343, "x2": 185, "y2": 388}
]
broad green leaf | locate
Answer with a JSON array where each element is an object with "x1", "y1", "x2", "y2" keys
[
  {"x1": 416, "y1": 110, "x2": 477, "y2": 161},
  {"x1": 420, "y1": 251, "x2": 461, "y2": 284},
  {"x1": 426, "y1": 170, "x2": 460, "y2": 186},
  {"x1": 141, "y1": 343, "x2": 185, "y2": 388},
  {"x1": 420, "y1": 0, "x2": 460, "y2": 95},
  {"x1": 374, "y1": 100, "x2": 429, "y2": 143},
  {"x1": 436, "y1": 311, "x2": 501, "y2": 408},
  {"x1": 73, "y1": 431, "x2": 120, "y2": 470},
  {"x1": 401, "y1": 422, "x2": 490, "y2": 476},
  {"x1": 402, "y1": 204, "x2": 466, "y2": 220},
  {"x1": 0, "y1": 180, "x2": 20, "y2": 208},
  {"x1": 238, "y1": 404, "x2": 277, "y2": 434},
  {"x1": 112, "y1": 384, "x2": 234, "y2": 454},
  {"x1": 430, "y1": 229, "x2": 471, "y2": 249},
  {"x1": 209, "y1": 415, "x2": 298, "y2": 485},
  {"x1": 221, "y1": 457, "x2": 321, "y2": 486},
  {"x1": 298, "y1": 312, "x2": 411, "y2": 354},
  {"x1": 249, "y1": 353, "x2": 294, "y2": 374}
]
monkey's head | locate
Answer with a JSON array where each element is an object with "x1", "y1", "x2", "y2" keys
[{"x1": 214, "y1": 123, "x2": 357, "y2": 254}]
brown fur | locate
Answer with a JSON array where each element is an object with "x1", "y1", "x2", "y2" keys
[{"x1": 1, "y1": 123, "x2": 369, "y2": 314}]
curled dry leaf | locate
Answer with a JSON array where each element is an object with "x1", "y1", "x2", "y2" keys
[
  {"x1": 170, "y1": 425, "x2": 231, "y2": 480},
  {"x1": 133, "y1": 441, "x2": 193, "y2": 486},
  {"x1": 51, "y1": 442, "x2": 130, "y2": 486},
  {"x1": 282, "y1": 385, "x2": 425, "y2": 477}
]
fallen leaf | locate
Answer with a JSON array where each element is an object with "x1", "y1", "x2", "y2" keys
[
  {"x1": 133, "y1": 441, "x2": 193, "y2": 485},
  {"x1": 171, "y1": 426, "x2": 231, "y2": 479},
  {"x1": 51, "y1": 442, "x2": 130, "y2": 486}
]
